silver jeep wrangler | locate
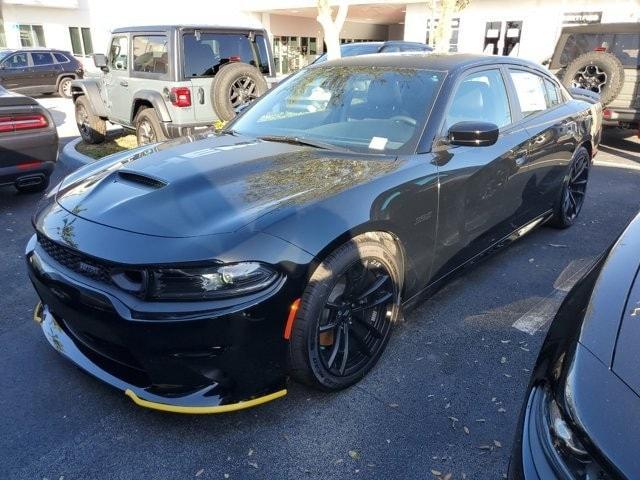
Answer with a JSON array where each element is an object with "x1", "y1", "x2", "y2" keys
[{"x1": 71, "y1": 25, "x2": 275, "y2": 145}]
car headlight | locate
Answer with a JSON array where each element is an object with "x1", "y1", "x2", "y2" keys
[
  {"x1": 145, "y1": 262, "x2": 279, "y2": 300},
  {"x1": 536, "y1": 386, "x2": 612, "y2": 480}
]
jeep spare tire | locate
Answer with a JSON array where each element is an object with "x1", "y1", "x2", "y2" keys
[
  {"x1": 211, "y1": 63, "x2": 267, "y2": 121},
  {"x1": 561, "y1": 51, "x2": 624, "y2": 106}
]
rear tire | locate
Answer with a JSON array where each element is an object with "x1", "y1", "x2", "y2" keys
[
  {"x1": 134, "y1": 107, "x2": 167, "y2": 146},
  {"x1": 548, "y1": 146, "x2": 590, "y2": 229},
  {"x1": 75, "y1": 95, "x2": 106, "y2": 144},
  {"x1": 288, "y1": 233, "x2": 402, "y2": 391},
  {"x1": 58, "y1": 77, "x2": 73, "y2": 98},
  {"x1": 211, "y1": 63, "x2": 267, "y2": 121}
]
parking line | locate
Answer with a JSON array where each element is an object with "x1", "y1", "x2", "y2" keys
[{"x1": 512, "y1": 257, "x2": 595, "y2": 335}]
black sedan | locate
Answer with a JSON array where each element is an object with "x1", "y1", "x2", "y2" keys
[
  {"x1": 509, "y1": 210, "x2": 640, "y2": 479},
  {"x1": 0, "y1": 85, "x2": 58, "y2": 193},
  {"x1": 27, "y1": 54, "x2": 600, "y2": 413}
]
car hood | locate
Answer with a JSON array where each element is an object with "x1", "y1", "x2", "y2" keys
[{"x1": 56, "y1": 133, "x2": 398, "y2": 238}]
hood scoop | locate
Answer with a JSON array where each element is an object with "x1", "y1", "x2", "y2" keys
[{"x1": 117, "y1": 170, "x2": 167, "y2": 189}]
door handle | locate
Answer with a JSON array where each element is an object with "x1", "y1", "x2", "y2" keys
[{"x1": 119, "y1": 80, "x2": 128, "y2": 87}]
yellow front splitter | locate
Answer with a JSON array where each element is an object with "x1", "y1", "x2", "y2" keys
[{"x1": 125, "y1": 388, "x2": 287, "y2": 414}]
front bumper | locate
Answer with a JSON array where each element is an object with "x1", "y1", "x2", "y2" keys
[{"x1": 26, "y1": 236, "x2": 294, "y2": 413}]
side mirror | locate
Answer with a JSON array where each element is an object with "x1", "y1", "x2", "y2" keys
[
  {"x1": 448, "y1": 121, "x2": 499, "y2": 147},
  {"x1": 93, "y1": 53, "x2": 108, "y2": 71}
]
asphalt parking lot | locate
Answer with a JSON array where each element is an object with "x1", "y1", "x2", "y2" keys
[{"x1": 2, "y1": 98, "x2": 640, "y2": 479}]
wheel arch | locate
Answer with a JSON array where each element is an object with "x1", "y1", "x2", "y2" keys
[
  {"x1": 56, "y1": 72, "x2": 77, "y2": 88},
  {"x1": 303, "y1": 220, "x2": 414, "y2": 300},
  {"x1": 131, "y1": 90, "x2": 172, "y2": 123}
]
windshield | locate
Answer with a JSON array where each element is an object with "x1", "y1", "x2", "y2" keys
[{"x1": 231, "y1": 65, "x2": 445, "y2": 154}]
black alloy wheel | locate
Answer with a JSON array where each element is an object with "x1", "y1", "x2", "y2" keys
[
  {"x1": 549, "y1": 146, "x2": 590, "y2": 228},
  {"x1": 288, "y1": 233, "x2": 402, "y2": 391},
  {"x1": 229, "y1": 76, "x2": 258, "y2": 110},
  {"x1": 317, "y1": 258, "x2": 396, "y2": 376},
  {"x1": 572, "y1": 65, "x2": 608, "y2": 94},
  {"x1": 562, "y1": 150, "x2": 589, "y2": 222}
]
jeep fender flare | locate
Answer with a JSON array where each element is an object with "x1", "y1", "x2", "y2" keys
[
  {"x1": 70, "y1": 79, "x2": 108, "y2": 118},
  {"x1": 131, "y1": 90, "x2": 172, "y2": 123}
]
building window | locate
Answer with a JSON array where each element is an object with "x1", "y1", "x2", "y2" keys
[
  {"x1": 19, "y1": 25, "x2": 46, "y2": 47},
  {"x1": 426, "y1": 18, "x2": 460, "y2": 52},
  {"x1": 69, "y1": 27, "x2": 93, "y2": 56},
  {"x1": 0, "y1": 22, "x2": 6, "y2": 48},
  {"x1": 272, "y1": 35, "x2": 319, "y2": 75}
]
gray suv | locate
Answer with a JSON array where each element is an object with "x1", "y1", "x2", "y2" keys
[{"x1": 71, "y1": 25, "x2": 275, "y2": 145}]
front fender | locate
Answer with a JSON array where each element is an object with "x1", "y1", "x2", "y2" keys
[{"x1": 70, "y1": 78, "x2": 108, "y2": 117}]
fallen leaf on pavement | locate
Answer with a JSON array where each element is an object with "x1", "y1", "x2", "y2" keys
[
  {"x1": 195, "y1": 469, "x2": 204, "y2": 477},
  {"x1": 348, "y1": 450, "x2": 360, "y2": 460}
]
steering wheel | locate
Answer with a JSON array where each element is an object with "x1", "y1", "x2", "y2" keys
[{"x1": 390, "y1": 115, "x2": 417, "y2": 127}]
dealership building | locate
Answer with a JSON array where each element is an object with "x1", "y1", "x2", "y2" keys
[{"x1": 0, "y1": 0, "x2": 637, "y2": 74}]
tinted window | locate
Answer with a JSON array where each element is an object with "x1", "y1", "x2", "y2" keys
[
  {"x1": 232, "y1": 66, "x2": 445, "y2": 154},
  {"x1": 54, "y1": 52, "x2": 69, "y2": 63},
  {"x1": 510, "y1": 70, "x2": 548, "y2": 117},
  {"x1": 31, "y1": 52, "x2": 54, "y2": 66},
  {"x1": 254, "y1": 34, "x2": 270, "y2": 74},
  {"x1": 108, "y1": 36, "x2": 128, "y2": 70},
  {"x1": 183, "y1": 33, "x2": 255, "y2": 77},
  {"x1": 445, "y1": 69, "x2": 512, "y2": 130},
  {"x1": 3, "y1": 52, "x2": 28, "y2": 68},
  {"x1": 559, "y1": 33, "x2": 639, "y2": 67},
  {"x1": 544, "y1": 78, "x2": 561, "y2": 107},
  {"x1": 133, "y1": 35, "x2": 168, "y2": 74}
]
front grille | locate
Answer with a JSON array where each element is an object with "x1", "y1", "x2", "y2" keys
[{"x1": 37, "y1": 234, "x2": 113, "y2": 284}]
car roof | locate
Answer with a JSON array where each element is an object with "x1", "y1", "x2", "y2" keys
[
  {"x1": 560, "y1": 22, "x2": 640, "y2": 35},
  {"x1": 112, "y1": 25, "x2": 265, "y2": 34},
  {"x1": 316, "y1": 52, "x2": 546, "y2": 74}
]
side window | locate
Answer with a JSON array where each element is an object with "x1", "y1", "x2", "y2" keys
[
  {"x1": 133, "y1": 35, "x2": 168, "y2": 74},
  {"x1": 3, "y1": 53, "x2": 28, "y2": 68},
  {"x1": 254, "y1": 34, "x2": 271, "y2": 74},
  {"x1": 543, "y1": 79, "x2": 561, "y2": 108},
  {"x1": 108, "y1": 36, "x2": 128, "y2": 71},
  {"x1": 31, "y1": 52, "x2": 54, "y2": 66},
  {"x1": 509, "y1": 70, "x2": 548, "y2": 117},
  {"x1": 54, "y1": 52, "x2": 69, "y2": 63},
  {"x1": 445, "y1": 69, "x2": 512, "y2": 130}
]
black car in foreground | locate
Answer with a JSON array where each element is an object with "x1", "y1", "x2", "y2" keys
[
  {"x1": 0, "y1": 86, "x2": 58, "y2": 193},
  {"x1": 312, "y1": 40, "x2": 432, "y2": 63},
  {"x1": 27, "y1": 54, "x2": 600, "y2": 413},
  {"x1": 0, "y1": 48, "x2": 84, "y2": 98},
  {"x1": 509, "y1": 210, "x2": 640, "y2": 479}
]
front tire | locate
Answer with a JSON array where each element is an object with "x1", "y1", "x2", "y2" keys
[
  {"x1": 548, "y1": 146, "x2": 590, "y2": 229},
  {"x1": 288, "y1": 233, "x2": 402, "y2": 391},
  {"x1": 134, "y1": 107, "x2": 167, "y2": 146},
  {"x1": 75, "y1": 95, "x2": 106, "y2": 144}
]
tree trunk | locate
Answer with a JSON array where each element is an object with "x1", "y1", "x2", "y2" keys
[
  {"x1": 317, "y1": 0, "x2": 349, "y2": 61},
  {"x1": 433, "y1": 0, "x2": 456, "y2": 53}
]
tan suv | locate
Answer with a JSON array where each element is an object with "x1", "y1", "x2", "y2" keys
[{"x1": 548, "y1": 23, "x2": 639, "y2": 129}]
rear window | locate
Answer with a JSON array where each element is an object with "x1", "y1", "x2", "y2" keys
[
  {"x1": 183, "y1": 32, "x2": 256, "y2": 77},
  {"x1": 559, "y1": 32, "x2": 640, "y2": 67},
  {"x1": 54, "y1": 52, "x2": 69, "y2": 63},
  {"x1": 32, "y1": 52, "x2": 54, "y2": 66}
]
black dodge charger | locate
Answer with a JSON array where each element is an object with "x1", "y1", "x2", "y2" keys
[
  {"x1": 509, "y1": 210, "x2": 640, "y2": 479},
  {"x1": 27, "y1": 54, "x2": 601, "y2": 413}
]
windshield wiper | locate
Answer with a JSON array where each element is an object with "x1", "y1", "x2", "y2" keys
[{"x1": 257, "y1": 135, "x2": 341, "y2": 151}]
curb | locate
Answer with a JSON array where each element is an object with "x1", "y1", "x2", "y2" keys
[{"x1": 60, "y1": 137, "x2": 93, "y2": 170}]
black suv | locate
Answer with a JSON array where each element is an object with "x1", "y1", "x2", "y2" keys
[{"x1": 0, "y1": 48, "x2": 84, "y2": 98}]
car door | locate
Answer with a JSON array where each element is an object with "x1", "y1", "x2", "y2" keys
[
  {"x1": 103, "y1": 35, "x2": 133, "y2": 124},
  {"x1": 430, "y1": 67, "x2": 532, "y2": 281},
  {"x1": 0, "y1": 52, "x2": 32, "y2": 92},
  {"x1": 506, "y1": 68, "x2": 577, "y2": 220},
  {"x1": 29, "y1": 51, "x2": 60, "y2": 93}
]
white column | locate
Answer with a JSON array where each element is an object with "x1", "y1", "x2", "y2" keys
[{"x1": 403, "y1": 3, "x2": 429, "y2": 43}]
